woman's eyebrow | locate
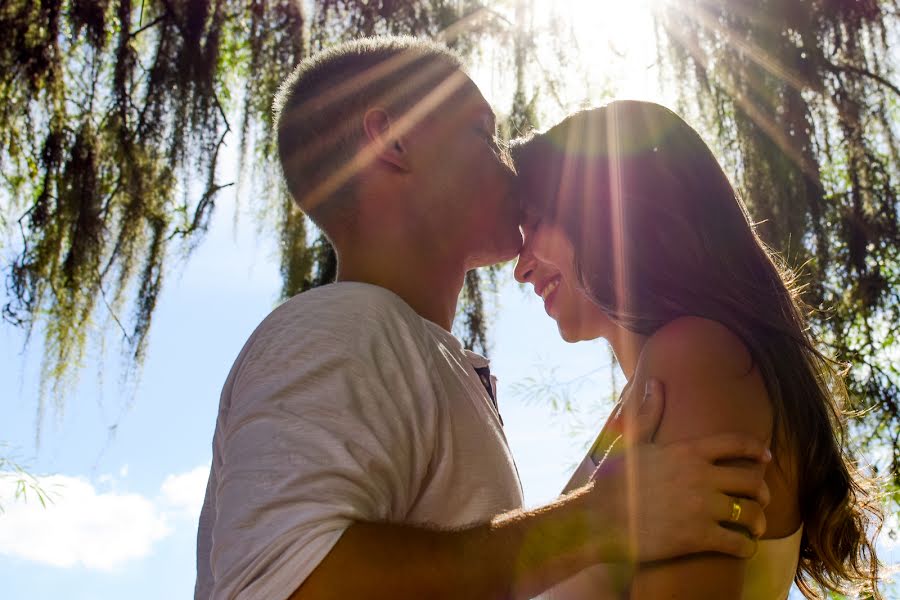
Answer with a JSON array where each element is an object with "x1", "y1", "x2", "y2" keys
[{"x1": 474, "y1": 104, "x2": 497, "y2": 130}]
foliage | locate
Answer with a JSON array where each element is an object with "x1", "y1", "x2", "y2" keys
[
  {"x1": 0, "y1": 0, "x2": 510, "y2": 424},
  {"x1": 657, "y1": 0, "x2": 900, "y2": 496},
  {"x1": 0, "y1": 0, "x2": 305, "y2": 429},
  {"x1": 0, "y1": 445, "x2": 52, "y2": 513}
]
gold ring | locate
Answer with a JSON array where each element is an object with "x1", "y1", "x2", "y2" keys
[{"x1": 730, "y1": 498, "x2": 742, "y2": 522}]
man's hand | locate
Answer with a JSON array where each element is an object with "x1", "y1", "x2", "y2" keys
[{"x1": 586, "y1": 379, "x2": 771, "y2": 563}]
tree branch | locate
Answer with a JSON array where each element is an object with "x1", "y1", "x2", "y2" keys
[
  {"x1": 130, "y1": 14, "x2": 167, "y2": 39},
  {"x1": 827, "y1": 61, "x2": 900, "y2": 97},
  {"x1": 95, "y1": 267, "x2": 132, "y2": 345},
  {"x1": 212, "y1": 90, "x2": 231, "y2": 135}
]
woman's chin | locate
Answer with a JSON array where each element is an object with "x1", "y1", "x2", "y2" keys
[
  {"x1": 557, "y1": 321, "x2": 603, "y2": 344},
  {"x1": 557, "y1": 324, "x2": 583, "y2": 343}
]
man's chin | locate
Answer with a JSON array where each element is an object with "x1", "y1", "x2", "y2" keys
[
  {"x1": 496, "y1": 230, "x2": 526, "y2": 262},
  {"x1": 467, "y1": 240, "x2": 522, "y2": 269},
  {"x1": 496, "y1": 244, "x2": 523, "y2": 265}
]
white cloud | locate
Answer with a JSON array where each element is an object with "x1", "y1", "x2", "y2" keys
[
  {"x1": 0, "y1": 464, "x2": 210, "y2": 571},
  {"x1": 0, "y1": 474, "x2": 169, "y2": 570},
  {"x1": 160, "y1": 465, "x2": 209, "y2": 520}
]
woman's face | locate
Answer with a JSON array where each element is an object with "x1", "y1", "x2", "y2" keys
[{"x1": 514, "y1": 214, "x2": 612, "y2": 342}]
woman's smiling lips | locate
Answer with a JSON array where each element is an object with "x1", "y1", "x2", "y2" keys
[{"x1": 536, "y1": 275, "x2": 562, "y2": 315}]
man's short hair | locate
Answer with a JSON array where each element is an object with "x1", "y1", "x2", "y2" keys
[{"x1": 273, "y1": 36, "x2": 464, "y2": 232}]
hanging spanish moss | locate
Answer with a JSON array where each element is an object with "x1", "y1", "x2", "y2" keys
[
  {"x1": 0, "y1": 0, "x2": 272, "y2": 428},
  {"x1": 0, "y1": 1, "x2": 518, "y2": 430},
  {"x1": 0, "y1": 0, "x2": 298, "y2": 429},
  {"x1": 657, "y1": 0, "x2": 900, "y2": 493}
]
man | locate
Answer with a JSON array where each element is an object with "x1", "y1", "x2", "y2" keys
[{"x1": 196, "y1": 36, "x2": 770, "y2": 600}]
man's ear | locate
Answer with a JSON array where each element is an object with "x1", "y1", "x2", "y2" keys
[{"x1": 363, "y1": 108, "x2": 410, "y2": 172}]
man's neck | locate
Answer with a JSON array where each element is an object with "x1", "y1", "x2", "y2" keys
[{"x1": 335, "y1": 241, "x2": 466, "y2": 331}]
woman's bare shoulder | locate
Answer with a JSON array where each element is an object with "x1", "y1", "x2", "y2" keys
[
  {"x1": 636, "y1": 318, "x2": 801, "y2": 538},
  {"x1": 632, "y1": 316, "x2": 772, "y2": 447},
  {"x1": 642, "y1": 316, "x2": 756, "y2": 381}
]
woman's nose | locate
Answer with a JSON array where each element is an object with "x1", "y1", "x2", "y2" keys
[{"x1": 514, "y1": 236, "x2": 535, "y2": 283}]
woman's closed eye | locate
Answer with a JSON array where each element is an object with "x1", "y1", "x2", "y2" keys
[
  {"x1": 476, "y1": 126, "x2": 499, "y2": 147},
  {"x1": 519, "y1": 213, "x2": 541, "y2": 234}
]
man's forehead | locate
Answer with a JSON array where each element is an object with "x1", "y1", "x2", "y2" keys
[
  {"x1": 455, "y1": 77, "x2": 495, "y2": 120},
  {"x1": 413, "y1": 71, "x2": 495, "y2": 131}
]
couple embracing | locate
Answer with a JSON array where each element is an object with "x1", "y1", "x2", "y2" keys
[{"x1": 195, "y1": 36, "x2": 881, "y2": 599}]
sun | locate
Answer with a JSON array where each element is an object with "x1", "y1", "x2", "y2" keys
[
  {"x1": 465, "y1": 0, "x2": 672, "y2": 128},
  {"x1": 554, "y1": 0, "x2": 658, "y2": 53},
  {"x1": 529, "y1": 0, "x2": 666, "y2": 110}
]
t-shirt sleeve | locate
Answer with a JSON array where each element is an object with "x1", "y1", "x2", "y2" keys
[{"x1": 208, "y1": 299, "x2": 438, "y2": 600}]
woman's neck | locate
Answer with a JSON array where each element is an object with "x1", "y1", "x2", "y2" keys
[{"x1": 606, "y1": 326, "x2": 648, "y2": 381}]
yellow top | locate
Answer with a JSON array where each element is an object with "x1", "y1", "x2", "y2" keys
[
  {"x1": 742, "y1": 525, "x2": 803, "y2": 600},
  {"x1": 542, "y1": 526, "x2": 804, "y2": 600}
]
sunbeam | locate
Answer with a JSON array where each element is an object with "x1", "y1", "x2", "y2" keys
[{"x1": 657, "y1": 12, "x2": 822, "y2": 183}]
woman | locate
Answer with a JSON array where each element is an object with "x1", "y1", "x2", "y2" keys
[{"x1": 511, "y1": 101, "x2": 882, "y2": 599}]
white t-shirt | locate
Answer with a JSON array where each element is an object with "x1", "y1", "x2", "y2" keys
[{"x1": 195, "y1": 282, "x2": 524, "y2": 600}]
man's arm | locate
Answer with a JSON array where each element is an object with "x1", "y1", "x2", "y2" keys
[
  {"x1": 292, "y1": 484, "x2": 613, "y2": 600},
  {"x1": 290, "y1": 384, "x2": 771, "y2": 600}
]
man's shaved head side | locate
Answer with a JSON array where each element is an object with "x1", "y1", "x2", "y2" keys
[{"x1": 273, "y1": 36, "x2": 464, "y2": 236}]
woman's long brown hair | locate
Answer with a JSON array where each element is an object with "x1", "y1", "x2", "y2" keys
[{"x1": 513, "y1": 100, "x2": 883, "y2": 598}]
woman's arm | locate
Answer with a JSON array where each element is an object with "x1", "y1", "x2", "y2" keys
[{"x1": 626, "y1": 316, "x2": 774, "y2": 599}]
